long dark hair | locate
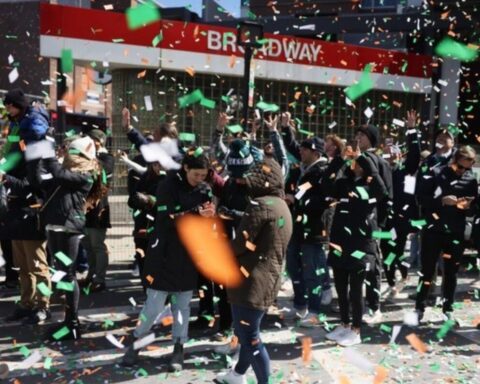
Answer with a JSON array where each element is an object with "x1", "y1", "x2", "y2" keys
[{"x1": 182, "y1": 148, "x2": 210, "y2": 170}]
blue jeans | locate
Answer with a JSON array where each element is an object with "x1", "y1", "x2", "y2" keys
[
  {"x1": 231, "y1": 304, "x2": 270, "y2": 384},
  {"x1": 286, "y1": 238, "x2": 330, "y2": 313},
  {"x1": 134, "y1": 288, "x2": 192, "y2": 344}
]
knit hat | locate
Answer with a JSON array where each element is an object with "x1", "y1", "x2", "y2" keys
[
  {"x1": 68, "y1": 136, "x2": 96, "y2": 160},
  {"x1": 87, "y1": 129, "x2": 106, "y2": 146},
  {"x1": 226, "y1": 139, "x2": 254, "y2": 178},
  {"x1": 356, "y1": 124, "x2": 379, "y2": 148},
  {"x1": 300, "y1": 137, "x2": 325, "y2": 153},
  {"x1": 4, "y1": 88, "x2": 29, "y2": 110}
]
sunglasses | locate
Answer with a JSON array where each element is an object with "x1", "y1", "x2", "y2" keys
[{"x1": 455, "y1": 163, "x2": 472, "y2": 171}]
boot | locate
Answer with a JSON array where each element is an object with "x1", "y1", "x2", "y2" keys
[
  {"x1": 168, "y1": 342, "x2": 184, "y2": 372},
  {"x1": 121, "y1": 343, "x2": 140, "y2": 367}
]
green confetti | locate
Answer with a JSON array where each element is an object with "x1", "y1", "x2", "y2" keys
[
  {"x1": 157, "y1": 205, "x2": 168, "y2": 212},
  {"x1": 37, "y1": 282, "x2": 52, "y2": 297},
  {"x1": 19, "y1": 345, "x2": 31, "y2": 357},
  {"x1": 200, "y1": 97, "x2": 216, "y2": 109},
  {"x1": 226, "y1": 124, "x2": 243, "y2": 134},
  {"x1": 152, "y1": 31, "x2": 163, "y2": 47},
  {"x1": 356, "y1": 186, "x2": 369, "y2": 200},
  {"x1": 61, "y1": 49, "x2": 73, "y2": 73},
  {"x1": 435, "y1": 37, "x2": 479, "y2": 62},
  {"x1": 256, "y1": 101, "x2": 280, "y2": 112},
  {"x1": 278, "y1": 217, "x2": 285, "y2": 228},
  {"x1": 126, "y1": 2, "x2": 161, "y2": 30},
  {"x1": 384, "y1": 252, "x2": 397, "y2": 267},
  {"x1": 6, "y1": 135, "x2": 20, "y2": 143},
  {"x1": 351, "y1": 250, "x2": 366, "y2": 259},
  {"x1": 436, "y1": 319, "x2": 456, "y2": 339},
  {"x1": 102, "y1": 169, "x2": 107, "y2": 185},
  {"x1": 52, "y1": 326, "x2": 71, "y2": 340},
  {"x1": 410, "y1": 219, "x2": 427, "y2": 229},
  {"x1": 380, "y1": 324, "x2": 392, "y2": 333},
  {"x1": 178, "y1": 89, "x2": 204, "y2": 108},
  {"x1": 372, "y1": 231, "x2": 393, "y2": 239},
  {"x1": 44, "y1": 357, "x2": 53, "y2": 370},
  {"x1": 55, "y1": 251, "x2": 72, "y2": 266},
  {"x1": 344, "y1": 63, "x2": 374, "y2": 101},
  {"x1": 56, "y1": 281, "x2": 74, "y2": 292},
  {"x1": 179, "y1": 132, "x2": 196, "y2": 142},
  {"x1": 193, "y1": 147, "x2": 204, "y2": 157}
]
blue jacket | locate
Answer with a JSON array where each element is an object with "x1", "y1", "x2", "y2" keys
[{"x1": 16, "y1": 106, "x2": 49, "y2": 143}]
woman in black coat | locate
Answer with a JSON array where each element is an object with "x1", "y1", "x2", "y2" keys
[
  {"x1": 122, "y1": 151, "x2": 214, "y2": 372},
  {"x1": 325, "y1": 147, "x2": 387, "y2": 347},
  {"x1": 27, "y1": 136, "x2": 104, "y2": 340}
]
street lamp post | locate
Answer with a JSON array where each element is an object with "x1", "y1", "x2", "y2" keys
[{"x1": 236, "y1": 21, "x2": 263, "y2": 130}]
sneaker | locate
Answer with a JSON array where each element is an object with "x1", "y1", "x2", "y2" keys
[
  {"x1": 211, "y1": 331, "x2": 229, "y2": 342},
  {"x1": 215, "y1": 368, "x2": 247, "y2": 384},
  {"x1": 299, "y1": 313, "x2": 320, "y2": 328},
  {"x1": 403, "y1": 310, "x2": 423, "y2": 327},
  {"x1": 23, "y1": 308, "x2": 51, "y2": 325},
  {"x1": 5, "y1": 306, "x2": 33, "y2": 322},
  {"x1": 363, "y1": 310, "x2": 382, "y2": 325},
  {"x1": 325, "y1": 325, "x2": 350, "y2": 341},
  {"x1": 336, "y1": 329, "x2": 361, "y2": 347},
  {"x1": 321, "y1": 288, "x2": 333, "y2": 306},
  {"x1": 168, "y1": 342, "x2": 184, "y2": 372}
]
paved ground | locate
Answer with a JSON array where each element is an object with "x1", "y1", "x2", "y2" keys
[{"x1": 0, "y1": 261, "x2": 479, "y2": 384}]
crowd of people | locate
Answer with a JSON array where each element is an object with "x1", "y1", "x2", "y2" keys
[{"x1": 1, "y1": 87, "x2": 479, "y2": 384}]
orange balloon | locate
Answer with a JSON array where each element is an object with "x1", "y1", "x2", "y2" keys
[{"x1": 177, "y1": 215, "x2": 243, "y2": 288}]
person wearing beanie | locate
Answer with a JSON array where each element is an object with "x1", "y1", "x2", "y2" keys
[
  {"x1": 24, "y1": 136, "x2": 105, "y2": 340},
  {"x1": 80, "y1": 129, "x2": 114, "y2": 293},
  {"x1": 280, "y1": 112, "x2": 335, "y2": 326},
  {"x1": 3, "y1": 88, "x2": 49, "y2": 153},
  {"x1": 353, "y1": 123, "x2": 393, "y2": 325}
]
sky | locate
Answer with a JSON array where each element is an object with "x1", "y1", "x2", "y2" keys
[{"x1": 157, "y1": 0, "x2": 240, "y2": 17}]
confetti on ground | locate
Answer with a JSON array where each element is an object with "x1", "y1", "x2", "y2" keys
[{"x1": 405, "y1": 333, "x2": 428, "y2": 354}]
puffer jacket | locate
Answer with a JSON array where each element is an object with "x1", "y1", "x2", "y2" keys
[
  {"x1": 227, "y1": 159, "x2": 293, "y2": 311},
  {"x1": 142, "y1": 169, "x2": 213, "y2": 291},
  {"x1": 26, "y1": 157, "x2": 93, "y2": 233}
]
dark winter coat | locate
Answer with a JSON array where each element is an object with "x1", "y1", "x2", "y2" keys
[
  {"x1": 142, "y1": 169, "x2": 212, "y2": 291},
  {"x1": 27, "y1": 157, "x2": 93, "y2": 233},
  {"x1": 385, "y1": 130, "x2": 421, "y2": 233},
  {"x1": 327, "y1": 155, "x2": 388, "y2": 270},
  {"x1": 217, "y1": 177, "x2": 249, "y2": 238},
  {"x1": 85, "y1": 150, "x2": 114, "y2": 228},
  {"x1": 417, "y1": 164, "x2": 478, "y2": 237},
  {"x1": 128, "y1": 168, "x2": 166, "y2": 238},
  {"x1": 227, "y1": 159, "x2": 293, "y2": 311}
]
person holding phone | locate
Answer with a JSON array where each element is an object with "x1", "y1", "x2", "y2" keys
[{"x1": 413, "y1": 145, "x2": 478, "y2": 324}]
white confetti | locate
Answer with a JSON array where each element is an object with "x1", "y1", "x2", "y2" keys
[
  {"x1": 144, "y1": 95, "x2": 153, "y2": 111},
  {"x1": 8, "y1": 67, "x2": 18, "y2": 83},
  {"x1": 364, "y1": 107, "x2": 374, "y2": 118},
  {"x1": 106, "y1": 334, "x2": 125, "y2": 349}
]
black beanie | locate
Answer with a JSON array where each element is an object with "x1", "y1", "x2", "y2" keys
[
  {"x1": 4, "y1": 88, "x2": 29, "y2": 110},
  {"x1": 226, "y1": 139, "x2": 254, "y2": 178},
  {"x1": 356, "y1": 124, "x2": 379, "y2": 148}
]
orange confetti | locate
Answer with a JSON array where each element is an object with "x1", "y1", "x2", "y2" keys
[
  {"x1": 240, "y1": 265, "x2": 250, "y2": 278},
  {"x1": 185, "y1": 66, "x2": 195, "y2": 77},
  {"x1": 193, "y1": 25, "x2": 199, "y2": 39},
  {"x1": 339, "y1": 375, "x2": 351, "y2": 384},
  {"x1": 145, "y1": 275, "x2": 154, "y2": 284},
  {"x1": 262, "y1": 165, "x2": 271, "y2": 173},
  {"x1": 137, "y1": 69, "x2": 146, "y2": 79},
  {"x1": 229, "y1": 55, "x2": 236, "y2": 68},
  {"x1": 340, "y1": 60, "x2": 348, "y2": 66},
  {"x1": 329, "y1": 242, "x2": 343, "y2": 252},
  {"x1": 442, "y1": 253, "x2": 452, "y2": 259},
  {"x1": 301, "y1": 337, "x2": 312, "y2": 363},
  {"x1": 294, "y1": 91, "x2": 302, "y2": 100},
  {"x1": 177, "y1": 215, "x2": 243, "y2": 287},
  {"x1": 245, "y1": 241, "x2": 256, "y2": 251},
  {"x1": 405, "y1": 333, "x2": 428, "y2": 354},
  {"x1": 374, "y1": 366, "x2": 389, "y2": 384},
  {"x1": 161, "y1": 316, "x2": 173, "y2": 326}
]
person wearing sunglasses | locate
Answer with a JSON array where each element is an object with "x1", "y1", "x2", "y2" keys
[{"x1": 412, "y1": 145, "x2": 478, "y2": 324}]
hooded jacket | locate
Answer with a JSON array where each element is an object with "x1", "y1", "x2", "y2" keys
[{"x1": 227, "y1": 159, "x2": 293, "y2": 311}]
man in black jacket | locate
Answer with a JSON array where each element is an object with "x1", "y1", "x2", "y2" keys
[
  {"x1": 355, "y1": 123, "x2": 393, "y2": 324},
  {"x1": 413, "y1": 146, "x2": 478, "y2": 323},
  {"x1": 281, "y1": 113, "x2": 333, "y2": 326},
  {"x1": 80, "y1": 129, "x2": 114, "y2": 293}
]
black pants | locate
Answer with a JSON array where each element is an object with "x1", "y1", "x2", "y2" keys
[
  {"x1": 365, "y1": 244, "x2": 382, "y2": 312},
  {"x1": 1, "y1": 239, "x2": 18, "y2": 283},
  {"x1": 197, "y1": 275, "x2": 232, "y2": 331},
  {"x1": 380, "y1": 228, "x2": 409, "y2": 287},
  {"x1": 333, "y1": 267, "x2": 366, "y2": 328},
  {"x1": 415, "y1": 230, "x2": 464, "y2": 313},
  {"x1": 47, "y1": 230, "x2": 82, "y2": 324},
  {"x1": 134, "y1": 237, "x2": 149, "y2": 283}
]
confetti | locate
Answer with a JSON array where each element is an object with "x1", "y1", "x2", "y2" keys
[
  {"x1": 8, "y1": 67, "x2": 18, "y2": 83},
  {"x1": 36, "y1": 282, "x2": 52, "y2": 297},
  {"x1": 126, "y1": 2, "x2": 160, "y2": 30},
  {"x1": 177, "y1": 216, "x2": 243, "y2": 287},
  {"x1": 301, "y1": 337, "x2": 312, "y2": 362},
  {"x1": 405, "y1": 333, "x2": 428, "y2": 354},
  {"x1": 52, "y1": 326, "x2": 71, "y2": 340},
  {"x1": 435, "y1": 37, "x2": 478, "y2": 62},
  {"x1": 61, "y1": 49, "x2": 73, "y2": 73},
  {"x1": 54, "y1": 251, "x2": 72, "y2": 266},
  {"x1": 344, "y1": 63, "x2": 374, "y2": 101}
]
